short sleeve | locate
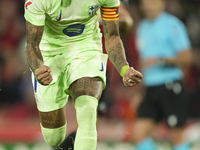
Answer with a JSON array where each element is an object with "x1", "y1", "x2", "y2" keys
[
  {"x1": 24, "y1": 0, "x2": 46, "y2": 26},
  {"x1": 99, "y1": 0, "x2": 120, "y2": 7},
  {"x1": 170, "y1": 19, "x2": 191, "y2": 52}
]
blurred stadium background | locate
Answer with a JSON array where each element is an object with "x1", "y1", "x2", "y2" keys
[{"x1": 1, "y1": 0, "x2": 200, "y2": 149}]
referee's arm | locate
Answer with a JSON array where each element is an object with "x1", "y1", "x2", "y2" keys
[{"x1": 163, "y1": 50, "x2": 193, "y2": 67}]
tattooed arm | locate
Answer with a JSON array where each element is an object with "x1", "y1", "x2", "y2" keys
[
  {"x1": 26, "y1": 21, "x2": 53, "y2": 85},
  {"x1": 26, "y1": 21, "x2": 44, "y2": 72},
  {"x1": 103, "y1": 19, "x2": 143, "y2": 86},
  {"x1": 103, "y1": 19, "x2": 128, "y2": 73}
]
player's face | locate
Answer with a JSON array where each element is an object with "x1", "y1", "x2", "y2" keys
[{"x1": 140, "y1": 0, "x2": 165, "y2": 19}]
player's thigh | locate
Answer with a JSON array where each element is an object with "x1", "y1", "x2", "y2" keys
[
  {"x1": 39, "y1": 105, "x2": 66, "y2": 128},
  {"x1": 69, "y1": 77, "x2": 103, "y2": 101},
  {"x1": 133, "y1": 118, "x2": 156, "y2": 142}
]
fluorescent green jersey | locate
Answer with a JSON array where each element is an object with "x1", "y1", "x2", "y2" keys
[{"x1": 24, "y1": 0, "x2": 120, "y2": 56}]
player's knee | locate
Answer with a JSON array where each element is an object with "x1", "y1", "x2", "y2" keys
[
  {"x1": 70, "y1": 77, "x2": 103, "y2": 100},
  {"x1": 75, "y1": 95, "x2": 98, "y2": 130},
  {"x1": 41, "y1": 123, "x2": 66, "y2": 147},
  {"x1": 74, "y1": 90, "x2": 101, "y2": 101}
]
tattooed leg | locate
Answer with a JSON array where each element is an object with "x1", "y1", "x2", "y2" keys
[
  {"x1": 39, "y1": 106, "x2": 66, "y2": 128},
  {"x1": 69, "y1": 77, "x2": 103, "y2": 101},
  {"x1": 39, "y1": 106, "x2": 67, "y2": 147},
  {"x1": 68, "y1": 77, "x2": 103, "y2": 150}
]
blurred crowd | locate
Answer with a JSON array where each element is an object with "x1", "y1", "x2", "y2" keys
[
  {"x1": 0, "y1": 0, "x2": 37, "y2": 118},
  {"x1": 0, "y1": 0, "x2": 200, "y2": 125}
]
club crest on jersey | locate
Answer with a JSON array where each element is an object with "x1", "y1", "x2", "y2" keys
[
  {"x1": 25, "y1": 0, "x2": 33, "y2": 10},
  {"x1": 88, "y1": 5, "x2": 100, "y2": 16}
]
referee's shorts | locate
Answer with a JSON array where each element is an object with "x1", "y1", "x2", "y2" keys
[{"x1": 137, "y1": 80, "x2": 188, "y2": 128}]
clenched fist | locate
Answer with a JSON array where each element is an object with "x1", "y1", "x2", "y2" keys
[
  {"x1": 35, "y1": 65, "x2": 53, "y2": 86},
  {"x1": 123, "y1": 67, "x2": 143, "y2": 87}
]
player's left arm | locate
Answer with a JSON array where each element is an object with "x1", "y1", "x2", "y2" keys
[
  {"x1": 101, "y1": 8, "x2": 142, "y2": 87},
  {"x1": 102, "y1": 19, "x2": 127, "y2": 73}
]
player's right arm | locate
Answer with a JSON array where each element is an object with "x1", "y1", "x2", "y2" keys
[
  {"x1": 26, "y1": 21, "x2": 44, "y2": 72},
  {"x1": 26, "y1": 21, "x2": 53, "y2": 86},
  {"x1": 25, "y1": 0, "x2": 52, "y2": 85}
]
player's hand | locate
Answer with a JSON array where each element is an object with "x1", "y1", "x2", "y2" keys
[
  {"x1": 35, "y1": 65, "x2": 53, "y2": 86},
  {"x1": 123, "y1": 67, "x2": 143, "y2": 87}
]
